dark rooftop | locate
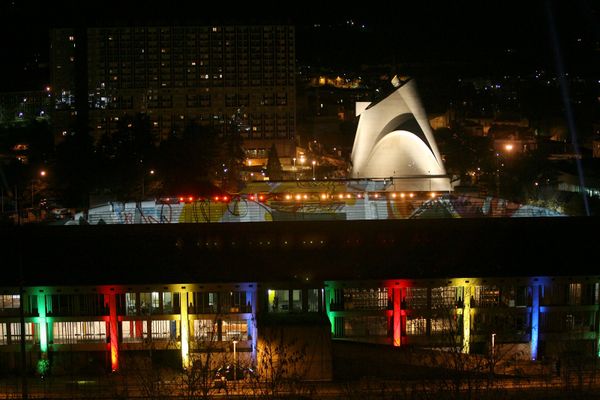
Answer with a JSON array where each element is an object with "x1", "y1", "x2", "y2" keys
[{"x1": 1, "y1": 217, "x2": 597, "y2": 287}]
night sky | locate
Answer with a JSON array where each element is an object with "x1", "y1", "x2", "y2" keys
[{"x1": 0, "y1": 0, "x2": 598, "y2": 90}]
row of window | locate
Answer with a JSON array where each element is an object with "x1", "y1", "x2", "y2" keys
[
  {"x1": 0, "y1": 318, "x2": 251, "y2": 345},
  {"x1": 340, "y1": 309, "x2": 597, "y2": 338},
  {"x1": 0, "y1": 295, "x2": 20, "y2": 310},
  {"x1": 330, "y1": 283, "x2": 600, "y2": 311},
  {"x1": 4, "y1": 284, "x2": 598, "y2": 318},
  {"x1": 267, "y1": 289, "x2": 320, "y2": 313},
  {"x1": 96, "y1": 78, "x2": 294, "y2": 90}
]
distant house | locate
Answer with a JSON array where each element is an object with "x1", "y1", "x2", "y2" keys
[{"x1": 489, "y1": 124, "x2": 537, "y2": 154}]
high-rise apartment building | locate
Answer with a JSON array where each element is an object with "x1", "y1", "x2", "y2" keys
[{"x1": 50, "y1": 25, "x2": 296, "y2": 162}]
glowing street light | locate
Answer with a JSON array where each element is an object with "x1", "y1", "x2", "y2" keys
[
  {"x1": 312, "y1": 160, "x2": 316, "y2": 180},
  {"x1": 292, "y1": 157, "x2": 297, "y2": 179},
  {"x1": 142, "y1": 169, "x2": 156, "y2": 199},
  {"x1": 233, "y1": 340, "x2": 238, "y2": 384},
  {"x1": 32, "y1": 169, "x2": 47, "y2": 211}
]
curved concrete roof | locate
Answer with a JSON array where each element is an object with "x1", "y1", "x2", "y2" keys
[{"x1": 350, "y1": 80, "x2": 450, "y2": 190}]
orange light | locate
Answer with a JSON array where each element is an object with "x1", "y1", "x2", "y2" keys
[
  {"x1": 285, "y1": 194, "x2": 292, "y2": 200},
  {"x1": 320, "y1": 193, "x2": 327, "y2": 200},
  {"x1": 374, "y1": 193, "x2": 379, "y2": 198},
  {"x1": 222, "y1": 196, "x2": 229, "y2": 202},
  {"x1": 338, "y1": 194, "x2": 344, "y2": 199},
  {"x1": 400, "y1": 193, "x2": 405, "y2": 198},
  {"x1": 295, "y1": 194, "x2": 302, "y2": 200},
  {"x1": 214, "y1": 196, "x2": 220, "y2": 201},
  {"x1": 357, "y1": 194, "x2": 362, "y2": 198},
  {"x1": 391, "y1": 193, "x2": 397, "y2": 198},
  {"x1": 430, "y1": 192, "x2": 436, "y2": 198},
  {"x1": 188, "y1": 196, "x2": 194, "y2": 202},
  {"x1": 346, "y1": 194, "x2": 351, "y2": 199},
  {"x1": 409, "y1": 193, "x2": 414, "y2": 198},
  {"x1": 249, "y1": 195, "x2": 255, "y2": 200},
  {"x1": 303, "y1": 194, "x2": 308, "y2": 200},
  {"x1": 179, "y1": 197, "x2": 184, "y2": 202},
  {"x1": 259, "y1": 195, "x2": 265, "y2": 201}
]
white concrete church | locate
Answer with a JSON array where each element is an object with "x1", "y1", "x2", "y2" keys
[{"x1": 350, "y1": 76, "x2": 452, "y2": 192}]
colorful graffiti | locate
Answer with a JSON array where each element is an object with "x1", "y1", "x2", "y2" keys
[{"x1": 75, "y1": 181, "x2": 563, "y2": 225}]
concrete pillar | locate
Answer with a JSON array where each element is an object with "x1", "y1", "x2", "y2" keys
[
  {"x1": 531, "y1": 285, "x2": 540, "y2": 361},
  {"x1": 324, "y1": 287, "x2": 335, "y2": 335},
  {"x1": 37, "y1": 294, "x2": 48, "y2": 355},
  {"x1": 108, "y1": 294, "x2": 119, "y2": 372},
  {"x1": 393, "y1": 287, "x2": 401, "y2": 347},
  {"x1": 462, "y1": 286, "x2": 472, "y2": 354},
  {"x1": 249, "y1": 289, "x2": 258, "y2": 360},
  {"x1": 180, "y1": 291, "x2": 190, "y2": 369}
]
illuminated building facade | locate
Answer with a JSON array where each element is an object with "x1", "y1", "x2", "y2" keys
[
  {"x1": 75, "y1": 180, "x2": 563, "y2": 225},
  {"x1": 0, "y1": 217, "x2": 598, "y2": 377},
  {"x1": 50, "y1": 25, "x2": 296, "y2": 162}
]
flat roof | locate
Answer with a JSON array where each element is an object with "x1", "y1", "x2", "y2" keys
[{"x1": 1, "y1": 217, "x2": 596, "y2": 287}]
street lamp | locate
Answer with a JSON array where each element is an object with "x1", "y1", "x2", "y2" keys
[
  {"x1": 141, "y1": 169, "x2": 155, "y2": 200},
  {"x1": 491, "y1": 333, "x2": 496, "y2": 359},
  {"x1": 312, "y1": 160, "x2": 316, "y2": 180},
  {"x1": 233, "y1": 340, "x2": 238, "y2": 384},
  {"x1": 32, "y1": 169, "x2": 47, "y2": 213},
  {"x1": 292, "y1": 157, "x2": 296, "y2": 179}
]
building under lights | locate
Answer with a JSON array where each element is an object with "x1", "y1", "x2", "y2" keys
[
  {"x1": 50, "y1": 25, "x2": 297, "y2": 164},
  {"x1": 1, "y1": 217, "x2": 598, "y2": 378},
  {"x1": 350, "y1": 77, "x2": 451, "y2": 192}
]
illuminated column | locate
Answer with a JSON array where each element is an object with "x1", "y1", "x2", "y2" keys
[
  {"x1": 531, "y1": 285, "x2": 540, "y2": 361},
  {"x1": 393, "y1": 287, "x2": 401, "y2": 347},
  {"x1": 180, "y1": 291, "x2": 190, "y2": 369},
  {"x1": 109, "y1": 294, "x2": 119, "y2": 372},
  {"x1": 249, "y1": 289, "x2": 257, "y2": 361},
  {"x1": 324, "y1": 287, "x2": 335, "y2": 335},
  {"x1": 188, "y1": 293, "x2": 194, "y2": 339},
  {"x1": 37, "y1": 293, "x2": 48, "y2": 355},
  {"x1": 462, "y1": 286, "x2": 471, "y2": 354}
]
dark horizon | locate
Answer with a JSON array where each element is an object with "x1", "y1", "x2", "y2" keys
[{"x1": 1, "y1": 0, "x2": 598, "y2": 91}]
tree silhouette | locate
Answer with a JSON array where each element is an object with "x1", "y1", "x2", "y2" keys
[
  {"x1": 157, "y1": 121, "x2": 222, "y2": 196},
  {"x1": 266, "y1": 144, "x2": 283, "y2": 181},
  {"x1": 219, "y1": 109, "x2": 246, "y2": 192}
]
